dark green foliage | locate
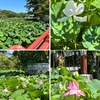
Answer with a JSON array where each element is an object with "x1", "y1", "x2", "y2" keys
[
  {"x1": 13, "y1": 51, "x2": 49, "y2": 69},
  {"x1": 25, "y1": 0, "x2": 49, "y2": 22}
]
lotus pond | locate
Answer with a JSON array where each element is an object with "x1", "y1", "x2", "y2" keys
[
  {"x1": 0, "y1": 70, "x2": 49, "y2": 100},
  {"x1": 0, "y1": 18, "x2": 49, "y2": 49},
  {"x1": 51, "y1": 66, "x2": 100, "y2": 100}
]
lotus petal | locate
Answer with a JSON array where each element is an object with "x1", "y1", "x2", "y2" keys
[
  {"x1": 73, "y1": 16, "x2": 87, "y2": 22},
  {"x1": 57, "y1": 16, "x2": 68, "y2": 22},
  {"x1": 75, "y1": 3, "x2": 84, "y2": 15},
  {"x1": 63, "y1": 0, "x2": 77, "y2": 16}
]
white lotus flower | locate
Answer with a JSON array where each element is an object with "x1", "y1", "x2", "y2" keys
[
  {"x1": 57, "y1": 0, "x2": 87, "y2": 22},
  {"x1": 79, "y1": 0, "x2": 86, "y2": 3},
  {"x1": 2, "y1": 88, "x2": 9, "y2": 93}
]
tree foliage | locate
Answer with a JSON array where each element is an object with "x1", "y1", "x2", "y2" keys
[
  {"x1": 0, "y1": 54, "x2": 15, "y2": 70},
  {"x1": 25, "y1": 0, "x2": 49, "y2": 22},
  {"x1": 0, "y1": 10, "x2": 26, "y2": 18},
  {"x1": 0, "y1": 51, "x2": 49, "y2": 70},
  {"x1": 13, "y1": 51, "x2": 49, "y2": 68}
]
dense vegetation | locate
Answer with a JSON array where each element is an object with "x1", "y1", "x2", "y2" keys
[
  {"x1": 51, "y1": 66, "x2": 100, "y2": 100},
  {"x1": 25, "y1": 0, "x2": 49, "y2": 22},
  {"x1": 0, "y1": 0, "x2": 49, "y2": 49},
  {"x1": 0, "y1": 18, "x2": 49, "y2": 49},
  {"x1": 0, "y1": 51, "x2": 49, "y2": 100},
  {"x1": 51, "y1": 0, "x2": 100, "y2": 50},
  {"x1": 0, "y1": 10, "x2": 26, "y2": 18},
  {"x1": 0, "y1": 53, "x2": 16, "y2": 70},
  {"x1": 0, "y1": 51, "x2": 49, "y2": 70},
  {"x1": 0, "y1": 71, "x2": 49, "y2": 100},
  {"x1": 13, "y1": 51, "x2": 49, "y2": 69}
]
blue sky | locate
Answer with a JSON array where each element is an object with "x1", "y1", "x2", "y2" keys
[{"x1": 0, "y1": 0, "x2": 27, "y2": 13}]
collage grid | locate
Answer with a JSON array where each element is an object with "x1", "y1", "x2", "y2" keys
[{"x1": 0, "y1": 0, "x2": 100, "y2": 100}]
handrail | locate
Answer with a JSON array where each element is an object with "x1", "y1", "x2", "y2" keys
[
  {"x1": 7, "y1": 28, "x2": 49, "y2": 50},
  {"x1": 27, "y1": 28, "x2": 49, "y2": 49},
  {"x1": 38, "y1": 35, "x2": 49, "y2": 50}
]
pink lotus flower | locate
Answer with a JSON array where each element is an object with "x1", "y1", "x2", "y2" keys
[
  {"x1": 22, "y1": 84, "x2": 27, "y2": 88},
  {"x1": 64, "y1": 81, "x2": 86, "y2": 97},
  {"x1": 2, "y1": 88, "x2": 9, "y2": 93},
  {"x1": 39, "y1": 80, "x2": 43, "y2": 85}
]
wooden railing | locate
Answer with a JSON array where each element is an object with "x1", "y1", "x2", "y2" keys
[{"x1": 8, "y1": 29, "x2": 49, "y2": 50}]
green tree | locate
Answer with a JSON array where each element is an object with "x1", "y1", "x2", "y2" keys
[
  {"x1": 17, "y1": 12, "x2": 26, "y2": 17},
  {"x1": 25, "y1": 0, "x2": 49, "y2": 22},
  {"x1": 0, "y1": 54, "x2": 15, "y2": 70},
  {"x1": 0, "y1": 10, "x2": 26, "y2": 18},
  {"x1": 13, "y1": 51, "x2": 49, "y2": 69}
]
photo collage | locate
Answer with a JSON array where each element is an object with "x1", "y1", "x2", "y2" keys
[{"x1": 0, "y1": 0, "x2": 100, "y2": 100}]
